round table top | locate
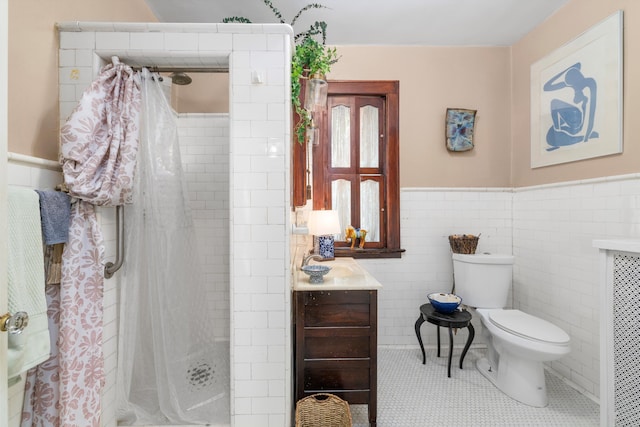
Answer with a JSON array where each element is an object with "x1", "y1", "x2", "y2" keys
[{"x1": 420, "y1": 303, "x2": 472, "y2": 326}]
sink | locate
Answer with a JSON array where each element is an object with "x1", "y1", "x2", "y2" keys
[
  {"x1": 324, "y1": 263, "x2": 365, "y2": 280},
  {"x1": 300, "y1": 264, "x2": 331, "y2": 284},
  {"x1": 325, "y1": 265, "x2": 356, "y2": 277},
  {"x1": 296, "y1": 257, "x2": 370, "y2": 287}
]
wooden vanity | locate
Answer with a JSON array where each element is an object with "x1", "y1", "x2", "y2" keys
[{"x1": 293, "y1": 258, "x2": 382, "y2": 426}]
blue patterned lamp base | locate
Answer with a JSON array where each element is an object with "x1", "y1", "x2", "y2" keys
[{"x1": 314, "y1": 235, "x2": 335, "y2": 260}]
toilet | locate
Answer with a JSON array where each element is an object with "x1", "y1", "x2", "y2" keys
[{"x1": 452, "y1": 253, "x2": 570, "y2": 407}]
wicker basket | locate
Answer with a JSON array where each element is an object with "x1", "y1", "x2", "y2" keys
[
  {"x1": 448, "y1": 234, "x2": 479, "y2": 254},
  {"x1": 295, "y1": 393, "x2": 353, "y2": 427}
]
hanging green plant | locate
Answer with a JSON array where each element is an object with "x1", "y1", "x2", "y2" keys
[
  {"x1": 291, "y1": 37, "x2": 337, "y2": 143},
  {"x1": 223, "y1": 0, "x2": 339, "y2": 144}
]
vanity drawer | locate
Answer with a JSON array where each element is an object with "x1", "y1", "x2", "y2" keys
[
  {"x1": 302, "y1": 290, "x2": 372, "y2": 327},
  {"x1": 303, "y1": 328, "x2": 371, "y2": 359},
  {"x1": 303, "y1": 290, "x2": 371, "y2": 306},
  {"x1": 303, "y1": 359, "x2": 371, "y2": 391}
]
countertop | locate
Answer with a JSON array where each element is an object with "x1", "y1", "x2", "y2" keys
[
  {"x1": 293, "y1": 257, "x2": 383, "y2": 291},
  {"x1": 593, "y1": 239, "x2": 640, "y2": 253}
]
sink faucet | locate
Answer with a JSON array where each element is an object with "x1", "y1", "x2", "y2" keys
[{"x1": 301, "y1": 253, "x2": 323, "y2": 268}]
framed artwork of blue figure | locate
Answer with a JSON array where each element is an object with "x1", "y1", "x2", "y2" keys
[
  {"x1": 530, "y1": 11, "x2": 622, "y2": 168},
  {"x1": 544, "y1": 62, "x2": 598, "y2": 150}
]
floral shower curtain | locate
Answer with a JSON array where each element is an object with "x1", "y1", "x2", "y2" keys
[{"x1": 22, "y1": 57, "x2": 140, "y2": 426}]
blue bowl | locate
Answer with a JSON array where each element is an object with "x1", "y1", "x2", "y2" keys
[{"x1": 428, "y1": 293, "x2": 462, "y2": 313}]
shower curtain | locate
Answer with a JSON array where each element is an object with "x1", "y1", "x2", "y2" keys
[
  {"x1": 116, "y1": 68, "x2": 227, "y2": 425},
  {"x1": 52, "y1": 57, "x2": 140, "y2": 426}
]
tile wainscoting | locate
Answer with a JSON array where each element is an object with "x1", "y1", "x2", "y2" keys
[{"x1": 360, "y1": 174, "x2": 640, "y2": 401}]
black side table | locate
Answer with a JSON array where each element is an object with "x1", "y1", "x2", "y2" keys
[{"x1": 414, "y1": 303, "x2": 475, "y2": 377}]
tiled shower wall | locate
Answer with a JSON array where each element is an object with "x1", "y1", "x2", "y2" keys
[{"x1": 178, "y1": 113, "x2": 230, "y2": 340}]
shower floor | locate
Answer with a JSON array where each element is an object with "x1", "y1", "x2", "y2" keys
[{"x1": 117, "y1": 340, "x2": 230, "y2": 427}]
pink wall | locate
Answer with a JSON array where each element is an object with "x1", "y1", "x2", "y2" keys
[
  {"x1": 329, "y1": 46, "x2": 512, "y2": 188},
  {"x1": 511, "y1": 0, "x2": 640, "y2": 187},
  {"x1": 9, "y1": 0, "x2": 639, "y2": 189},
  {"x1": 171, "y1": 73, "x2": 229, "y2": 113},
  {"x1": 8, "y1": 0, "x2": 156, "y2": 160}
]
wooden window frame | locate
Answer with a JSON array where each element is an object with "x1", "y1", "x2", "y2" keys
[{"x1": 311, "y1": 80, "x2": 402, "y2": 259}]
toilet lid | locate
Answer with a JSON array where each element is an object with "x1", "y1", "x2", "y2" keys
[{"x1": 488, "y1": 310, "x2": 570, "y2": 344}]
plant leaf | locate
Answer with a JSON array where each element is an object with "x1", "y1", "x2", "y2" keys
[
  {"x1": 262, "y1": 0, "x2": 285, "y2": 23},
  {"x1": 291, "y1": 3, "x2": 328, "y2": 27},
  {"x1": 222, "y1": 16, "x2": 252, "y2": 23}
]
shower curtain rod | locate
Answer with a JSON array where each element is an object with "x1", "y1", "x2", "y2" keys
[{"x1": 133, "y1": 67, "x2": 228, "y2": 73}]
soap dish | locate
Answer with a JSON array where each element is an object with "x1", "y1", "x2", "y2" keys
[{"x1": 301, "y1": 265, "x2": 331, "y2": 284}]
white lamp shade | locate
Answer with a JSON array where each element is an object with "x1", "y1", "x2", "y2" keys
[{"x1": 307, "y1": 210, "x2": 341, "y2": 236}]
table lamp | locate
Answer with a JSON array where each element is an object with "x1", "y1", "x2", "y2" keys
[{"x1": 307, "y1": 210, "x2": 341, "y2": 260}]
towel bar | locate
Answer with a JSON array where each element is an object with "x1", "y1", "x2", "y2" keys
[{"x1": 104, "y1": 205, "x2": 124, "y2": 279}]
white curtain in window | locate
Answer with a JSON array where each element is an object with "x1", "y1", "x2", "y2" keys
[
  {"x1": 360, "y1": 179, "x2": 380, "y2": 242},
  {"x1": 331, "y1": 105, "x2": 350, "y2": 168},
  {"x1": 360, "y1": 105, "x2": 379, "y2": 168},
  {"x1": 331, "y1": 179, "x2": 351, "y2": 241}
]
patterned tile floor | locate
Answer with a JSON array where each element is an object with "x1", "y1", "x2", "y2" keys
[{"x1": 351, "y1": 347, "x2": 599, "y2": 427}]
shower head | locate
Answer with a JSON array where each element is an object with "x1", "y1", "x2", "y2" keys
[{"x1": 169, "y1": 72, "x2": 192, "y2": 86}]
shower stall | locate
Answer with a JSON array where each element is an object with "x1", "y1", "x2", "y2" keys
[
  {"x1": 56, "y1": 22, "x2": 294, "y2": 426},
  {"x1": 117, "y1": 68, "x2": 231, "y2": 425}
]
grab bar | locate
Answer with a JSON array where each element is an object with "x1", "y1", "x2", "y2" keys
[{"x1": 104, "y1": 205, "x2": 124, "y2": 279}]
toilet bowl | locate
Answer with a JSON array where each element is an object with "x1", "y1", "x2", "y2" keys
[
  {"x1": 452, "y1": 253, "x2": 571, "y2": 407},
  {"x1": 474, "y1": 308, "x2": 570, "y2": 407}
]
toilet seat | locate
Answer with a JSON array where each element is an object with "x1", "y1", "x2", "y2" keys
[{"x1": 488, "y1": 310, "x2": 570, "y2": 345}]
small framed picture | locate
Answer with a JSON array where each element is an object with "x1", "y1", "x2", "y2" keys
[{"x1": 446, "y1": 108, "x2": 477, "y2": 152}]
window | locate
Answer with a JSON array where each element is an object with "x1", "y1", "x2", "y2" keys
[{"x1": 312, "y1": 81, "x2": 401, "y2": 258}]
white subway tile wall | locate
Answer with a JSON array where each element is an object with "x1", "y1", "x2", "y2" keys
[
  {"x1": 58, "y1": 22, "x2": 293, "y2": 427},
  {"x1": 359, "y1": 177, "x2": 640, "y2": 401},
  {"x1": 96, "y1": 206, "x2": 118, "y2": 427},
  {"x1": 358, "y1": 189, "x2": 513, "y2": 352},
  {"x1": 513, "y1": 176, "x2": 640, "y2": 399},
  {"x1": 178, "y1": 113, "x2": 230, "y2": 340}
]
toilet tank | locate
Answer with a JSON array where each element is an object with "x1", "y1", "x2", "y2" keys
[{"x1": 452, "y1": 253, "x2": 514, "y2": 308}]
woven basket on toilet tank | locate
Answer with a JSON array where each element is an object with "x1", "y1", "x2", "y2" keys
[{"x1": 448, "y1": 234, "x2": 480, "y2": 254}]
